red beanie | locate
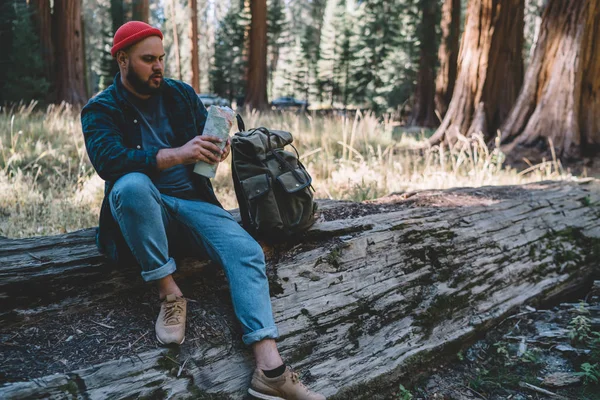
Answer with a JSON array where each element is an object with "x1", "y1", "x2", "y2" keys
[{"x1": 111, "y1": 21, "x2": 163, "y2": 57}]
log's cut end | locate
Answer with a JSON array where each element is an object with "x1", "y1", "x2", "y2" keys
[{"x1": 0, "y1": 180, "x2": 599, "y2": 399}]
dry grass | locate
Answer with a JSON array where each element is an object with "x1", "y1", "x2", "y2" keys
[{"x1": 0, "y1": 104, "x2": 576, "y2": 238}]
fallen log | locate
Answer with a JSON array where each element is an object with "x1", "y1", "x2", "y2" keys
[{"x1": 0, "y1": 180, "x2": 599, "y2": 399}]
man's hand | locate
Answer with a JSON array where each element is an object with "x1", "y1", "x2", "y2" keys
[
  {"x1": 157, "y1": 136, "x2": 224, "y2": 171},
  {"x1": 220, "y1": 138, "x2": 231, "y2": 162},
  {"x1": 178, "y1": 135, "x2": 224, "y2": 165}
]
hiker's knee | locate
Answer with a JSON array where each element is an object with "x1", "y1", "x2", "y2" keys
[
  {"x1": 110, "y1": 173, "x2": 159, "y2": 210},
  {"x1": 238, "y1": 236, "x2": 265, "y2": 268}
]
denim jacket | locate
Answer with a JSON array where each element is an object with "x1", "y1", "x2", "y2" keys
[{"x1": 81, "y1": 73, "x2": 221, "y2": 265}]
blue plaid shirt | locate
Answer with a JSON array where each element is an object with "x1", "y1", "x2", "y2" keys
[{"x1": 81, "y1": 73, "x2": 221, "y2": 265}]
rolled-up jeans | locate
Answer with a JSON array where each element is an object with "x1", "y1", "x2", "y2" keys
[{"x1": 108, "y1": 172, "x2": 278, "y2": 345}]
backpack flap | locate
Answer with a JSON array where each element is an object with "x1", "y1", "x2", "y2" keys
[
  {"x1": 276, "y1": 168, "x2": 312, "y2": 193},
  {"x1": 241, "y1": 174, "x2": 271, "y2": 200},
  {"x1": 265, "y1": 130, "x2": 293, "y2": 149}
]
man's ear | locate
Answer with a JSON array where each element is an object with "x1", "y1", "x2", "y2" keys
[{"x1": 116, "y1": 51, "x2": 128, "y2": 67}]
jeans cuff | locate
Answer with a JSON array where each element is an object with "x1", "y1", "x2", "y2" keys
[
  {"x1": 141, "y1": 257, "x2": 177, "y2": 282},
  {"x1": 242, "y1": 326, "x2": 279, "y2": 346}
]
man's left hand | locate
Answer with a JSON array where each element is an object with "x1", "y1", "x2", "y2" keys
[{"x1": 220, "y1": 138, "x2": 231, "y2": 162}]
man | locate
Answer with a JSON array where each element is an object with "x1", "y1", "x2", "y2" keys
[{"x1": 81, "y1": 21, "x2": 325, "y2": 400}]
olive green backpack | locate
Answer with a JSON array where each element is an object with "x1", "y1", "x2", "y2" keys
[{"x1": 231, "y1": 116, "x2": 317, "y2": 241}]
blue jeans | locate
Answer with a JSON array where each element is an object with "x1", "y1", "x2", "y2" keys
[{"x1": 109, "y1": 172, "x2": 278, "y2": 345}]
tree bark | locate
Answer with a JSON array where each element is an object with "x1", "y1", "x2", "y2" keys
[
  {"x1": 1, "y1": 181, "x2": 599, "y2": 398},
  {"x1": 500, "y1": 0, "x2": 600, "y2": 163},
  {"x1": 53, "y1": 0, "x2": 87, "y2": 105},
  {"x1": 409, "y1": 0, "x2": 439, "y2": 128},
  {"x1": 244, "y1": 0, "x2": 269, "y2": 110},
  {"x1": 429, "y1": 0, "x2": 524, "y2": 145},
  {"x1": 189, "y1": 0, "x2": 200, "y2": 92},
  {"x1": 109, "y1": 0, "x2": 125, "y2": 83},
  {"x1": 130, "y1": 0, "x2": 149, "y2": 22},
  {"x1": 30, "y1": 0, "x2": 55, "y2": 99},
  {"x1": 169, "y1": 0, "x2": 182, "y2": 81},
  {"x1": 434, "y1": 0, "x2": 460, "y2": 119}
]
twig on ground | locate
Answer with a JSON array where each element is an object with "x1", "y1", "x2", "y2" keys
[
  {"x1": 26, "y1": 252, "x2": 43, "y2": 261},
  {"x1": 177, "y1": 356, "x2": 191, "y2": 378},
  {"x1": 459, "y1": 384, "x2": 487, "y2": 399},
  {"x1": 91, "y1": 320, "x2": 114, "y2": 329},
  {"x1": 129, "y1": 331, "x2": 149, "y2": 349},
  {"x1": 519, "y1": 382, "x2": 565, "y2": 399}
]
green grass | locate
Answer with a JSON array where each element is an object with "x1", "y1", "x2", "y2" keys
[{"x1": 0, "y1": 103, "x2": 578, "y2": 238}]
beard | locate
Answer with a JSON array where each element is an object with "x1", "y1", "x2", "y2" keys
[{"x1": 126, "y1": 66, "x2": 164, "y2": 95}]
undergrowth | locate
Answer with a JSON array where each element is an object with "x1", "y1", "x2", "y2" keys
[{"x1": 1, "y1": 103, "x2": 577, "y2": 237}]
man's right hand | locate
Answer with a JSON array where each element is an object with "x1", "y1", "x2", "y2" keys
[{"x1": 157, "y1": 136, "x2": 224, "y2": 171}]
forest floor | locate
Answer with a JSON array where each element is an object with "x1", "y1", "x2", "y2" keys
[
  {"x1": 392, "y1": 283, "x2": 600, "y2": 400},
  {"x1": 0, "y1": 264, "x2": 240, "y2": 384},
  {"x1": 2, "y1": 279, "x2": 598, "y2": 399}
]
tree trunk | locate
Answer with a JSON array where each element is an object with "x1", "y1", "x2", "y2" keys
[
  {"x1": 30, "y1": 0, "x2": 55, "y2": 99},
  {"x1": 53, "y1": 0, "x2": 87, "y2": 105},
  {"x1": 1, "y1": 181, "x2": 599, "y2": 399},
  {"x1": 189, "y1": 0, "x2": 200, "y2": 93},
  {"x1": 409, "y1": 0, "x2": 439, "y2": 128},
  {"x1": 244, "y1": 0, "x2": 268, "y2": 110},
  {"x1": 429, "y1": 0, "x2": 524, "y2": 145},
  {"x1": 130, "y1": 0, "x2": 149, "y2": 22},
  {"x1": 108, "y1": 0, "x2": 125, "y2": 84},
  {"x1": 169, "y1": 0, "x2": 182, "y2": 81},
  {"x1": 434, "y1": 0, "x2": 460, "y2": 119},
  {"x1": 500, "y1": 0, "x2": 600, "y2": 163}
]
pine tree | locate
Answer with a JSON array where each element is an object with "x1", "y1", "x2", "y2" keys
[
  {"x1": 268, "y1": 0, "x2": 326, "y2": 103},
  {"x1": 318, "y1": 0, "x2": 355, "y2": 107},
  {"x1": 267, "y1": 0, "x2": 287, "y2": 98},
  {"x1": 211, "y1": 0, "x2": 249, "y2": 104},
  {"x1": 303, "y1": 0, "x2": 327, "y2": 102},
  {"x1": 82, "y1": 0, "x2": 114, "y2": 93},
  {"x1": 0, "y1": 1, "x2": 16, "y2": 104},
  {"x1": 3, "y1": 1, "x2": 49, "y2": 103},
  {"x1": 351, "y1": 0, "x2": 407, "y2": 111}
]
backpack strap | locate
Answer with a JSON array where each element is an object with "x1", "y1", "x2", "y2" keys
[
  {"x1": 236, "y1": 114, "x2": 246, "y2": 132},
  {"x1": 251, "y1": 127, "x2": 290, "y2": 152}
]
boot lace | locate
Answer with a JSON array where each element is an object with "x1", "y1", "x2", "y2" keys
[
  {"x1": 288, "y1": 368, "x2": 306, "y2": 389},
  {"x1": 163, "y1": 299, "x2": 184, "y2": 326}
]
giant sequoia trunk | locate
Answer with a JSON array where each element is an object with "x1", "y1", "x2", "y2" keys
[
  {"x1": 108, "y1": 0, "x2": 125, "y2": 84},
  {"x1": 244, "y1": 0, "x2": 269, "y2": 110},
  {"x1": 429, "y1": 0, "x2": 524, "y2": 145},
  {"x1": 1, "y1": 181, "x2": 599, "y2": 399},
  {"x1": 500, "y1": 0, "x2": 600, "y2": 163},
  {"x1": 30, "y1": 0, "x2": 55, "y2": 99},
  {"x1": 189, "y1": 0, "x2": 200, "y2": 93},
  {"x1": 53, "y1": 0, "x2": 87, "y2": 105},
  {"x1": 409, "y1": 0, "x2": 439, "y2": 128},
  {"x1": 130, "y1": 0, "x2": 149, "y2": 23},
  {"x1": 434, "y1": 0, "x2": 460, "y2": 119}
]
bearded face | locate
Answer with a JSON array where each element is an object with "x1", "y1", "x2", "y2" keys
[
  {"x1": 125, "y1": 63, "x2": 164, "y2": 95},
  {"x1": 118, "y1": 36, "x2": 166, "y2": 97}
]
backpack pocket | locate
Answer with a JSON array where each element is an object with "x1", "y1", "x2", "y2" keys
[
  {"x1": 276, "y1": 168, "x2": 311, "y2": 193},
  {"x1": 242, "y1": 173, "x2": 271, "y2": 200},
  {"x1": 275, "y1": 168, "x2": 315, "y2": 229},
  {"x1": 240, "y1": 174, "x2": 283, "y2": 232}
]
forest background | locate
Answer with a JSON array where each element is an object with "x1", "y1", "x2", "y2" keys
[
  {"x1": 0, "y1": 0, "x2": 596, "y2": 238},
  {"x1": 2, "y1": 1, "x2": 600, "y2": 398}
]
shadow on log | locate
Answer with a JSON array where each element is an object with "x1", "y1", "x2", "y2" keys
[{"x1": 0, "y1": 180, "x2": 599, "y2": 399}]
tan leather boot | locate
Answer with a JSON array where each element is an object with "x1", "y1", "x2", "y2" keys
[
  {"x1": 248, "y1": 366, "x2": 326, "y2": 400},
  {"x1": 155, "y1": 294, "x2": 186, "y2": 345}
]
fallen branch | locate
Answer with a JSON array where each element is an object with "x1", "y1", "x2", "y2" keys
[{"x1": 1, "y1": 180, "x2": 599, "y2": 399}]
